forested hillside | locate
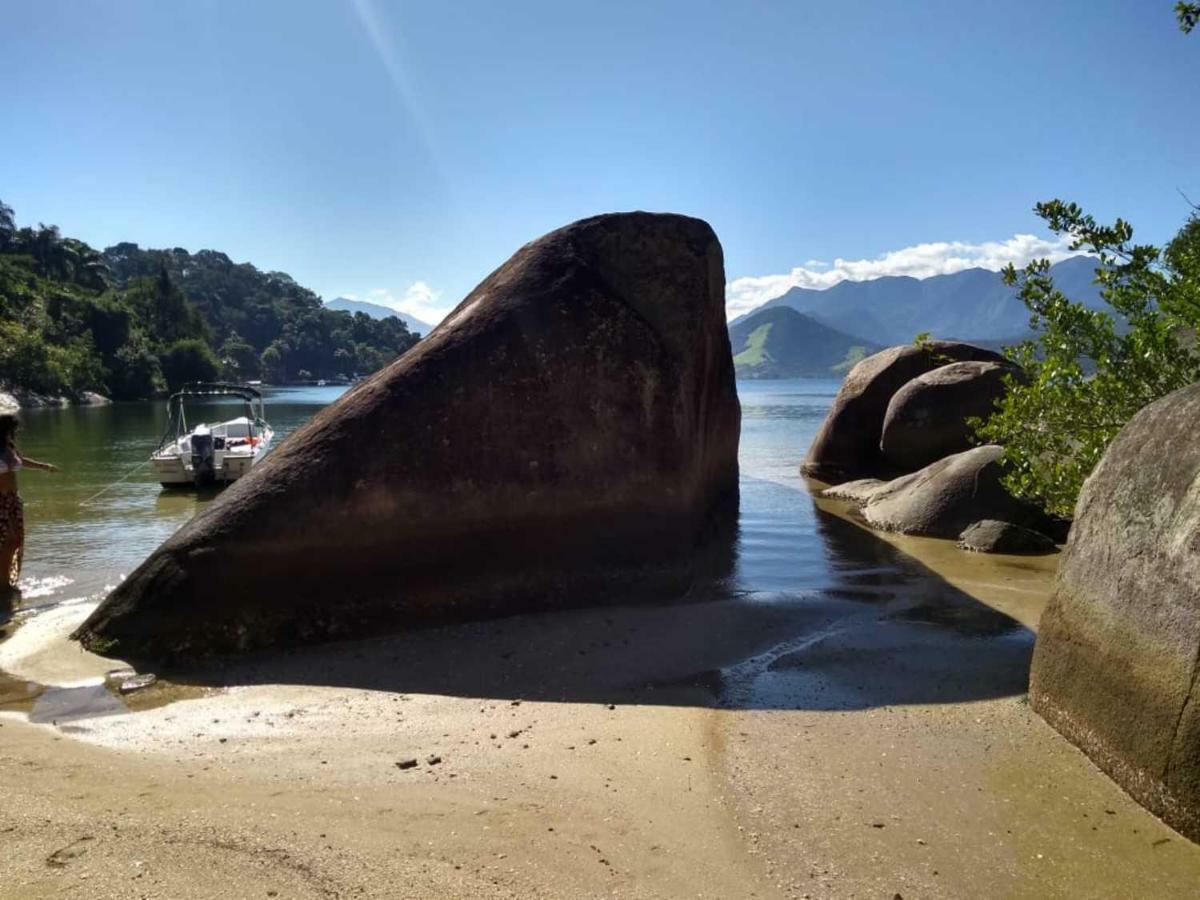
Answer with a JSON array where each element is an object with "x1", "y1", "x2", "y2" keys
[
  {"x1": 0, "y1": 200, "x2": 418, "y2": 400},
  {"x1": 729, "y1": 306, "x2": 879, "y2": 378}
]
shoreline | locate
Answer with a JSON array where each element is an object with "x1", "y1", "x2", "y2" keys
[
  {"x1": 0, "y1": 388, "x2": 111, "y2": 412},
  {"x1": 2, "y1": 500, "x2": 1200, "y2": 897}
]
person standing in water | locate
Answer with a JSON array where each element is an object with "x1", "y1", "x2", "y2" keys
[{"x1": 0, "y1": 405, "x2": 58, "y2": 608}]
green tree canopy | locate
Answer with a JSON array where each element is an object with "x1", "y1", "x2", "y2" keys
[
  {"x1": 975, "y1": 206, "x2": 1200, "y2": 517},
  {"x1": 0, "y1": 199, "x2": 420, "y2": 399},
  {"x1": 160, "y1": 339, "x2": 220, "y2": 392}
]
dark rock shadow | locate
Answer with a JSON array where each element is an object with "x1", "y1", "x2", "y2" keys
[{"x1": 163, "y1": 476, "x2": 1037, "y2": 712}]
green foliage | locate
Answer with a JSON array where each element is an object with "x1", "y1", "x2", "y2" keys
[
  {"x1": 0, "y1": 199, "x2": 420, "y2": 400},
  {"x1": 112, "y1": 336, "x2": 164, "y2": 399},
  {"x1": 102, "y1": 242, "x2": 418, "y2": 382},
  {"x1": 219, "y1": 332, "x2": 259, "y2": 381},
  {"x1": 974, "y1": 204, "x2": 1200, "y2": 517},
  {"x1": 1179, "y1": 2, "x2": 1200, "y2": 33},
  {"x1": 259, "y1": 343, "x2": 286, "y2": 384},
  {"x1": 160, "y1": 339, "x2": 220, "y2": 391}
]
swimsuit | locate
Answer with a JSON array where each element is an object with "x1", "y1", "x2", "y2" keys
[{"x1": 0, "y1": 449, "x2": 21, "y2": 473}]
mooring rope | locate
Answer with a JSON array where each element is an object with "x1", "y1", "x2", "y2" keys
[{"x1": 77, "y1": 458, "x2": 151, "y2": 507}]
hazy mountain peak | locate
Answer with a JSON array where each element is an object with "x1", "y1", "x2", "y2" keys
[
  {"x1": 325, "y1": 297, "x2": 432, "y2": 336},
  {"x1": 733, "y1": 256, "x2": 1101, "y2": 346}
]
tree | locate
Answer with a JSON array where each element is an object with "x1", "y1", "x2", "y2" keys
[
  {"x1": 160, "y1": 338, "x2": 219, "y2": 391},
  {"x1": 973, "y1": 7, "x2": 1197, "y2": 517},
  {"x1": 219, "y1": 331, "x2": 259, "y2": 381},
  {"x1": 1179, "y1": 2, "x2": 1199, "y2": 33},
  {"x1": 0, "y1": 200, "x2": 14, "y2": 251},
  {"x1": 259, "y1": 343, "x2": 286, "y2": 383},
  {"x1": 147, "y1": 266, "x2": 206, "y2": 343},
  {"x1": 112, "y1": 336, "x2": 163, "y2": 399},
  {"x1": 1, "y1": 198, "x2": 418, "y2": 398},
  {"x1": 974, "y1": 206, "x2": 1200, "y2": 517}
]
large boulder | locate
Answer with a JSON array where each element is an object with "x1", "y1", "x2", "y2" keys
[
  {"x1": 73, "y1": 212, "x2": 741, "y2": 660},
  {"x1": 861, "y1": 445, "x2": 1045, "y2": 539},
  {"x1": 880, "y1": 360, "x2": 1017, "y2": 471},
  {"x1": 1030, "y1": 383, "x2": 1200, "y2": 842},
  {"x1": 801, "y1": 342, "x2": 1006, "y2": 483}
]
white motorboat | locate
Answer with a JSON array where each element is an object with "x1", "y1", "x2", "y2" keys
[{"x1": 151, "y1": 382, "x2": 275, "y2": 488}]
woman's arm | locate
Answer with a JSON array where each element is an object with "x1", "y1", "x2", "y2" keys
[{"x1": 20, "y1": 456, "x2": 58, "y2": 473}]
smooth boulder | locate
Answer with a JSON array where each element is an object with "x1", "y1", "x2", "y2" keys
[
  {"x1": 820, "y1": 478, "x2": 887, "y2": 505},
  {"x1": 862, "y1": 445, "x2": 1044, "y2": 539},
  {"x1": 1030, "y1": 383, "x2": 1200, "y2": 842},
  {"x1": 801, "y1": 342, "x2": 1006, "y2": 483},
  {"x1": 73, "y1": 212, "x2": 741, "y2": 660},
  {"x1": 957, "y1": 519, "x2": 1056, "y2": 555},
  {"x1": 880, "y1": 361, "x2": 1017, "y2": 471}
]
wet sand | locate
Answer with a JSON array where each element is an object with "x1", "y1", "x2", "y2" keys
[{"x1": 3, "y1": 500, "x2": 1200, "y2": 898}]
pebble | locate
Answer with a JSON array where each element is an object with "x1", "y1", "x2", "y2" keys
[
  {"x1": 396, "y1": 759, "x2": 418, "y2": 770},
  {"x1": 116, "y1": 673, "x2": 158, "y2": 694}
]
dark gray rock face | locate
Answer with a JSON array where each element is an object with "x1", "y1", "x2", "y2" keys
[
  {"x1": 880, "y1": 361, "x2": 1017, "y2": 471},
  {"x1": 801, "y1": 342, "x2": 1006, "y2": 483},
  {"x1": 957, "y1": 519, "x2": 1056, "y2": 555},
  {"x1": 861, "y1": 445, "x2": 1044, "y2": 539},
  {"x1": 73, "y1": 212, "x2": 741, "y2": 660},
  {"x1": 1030, "y1": 383, "x2": 1200, "y2": 842}
]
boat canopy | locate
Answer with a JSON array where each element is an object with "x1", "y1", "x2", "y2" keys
[
  {"x1": 157, "y1": 382, "x2": 268, "y2": 452},
  {"x1": 170, "y1": 381, "x2": 264, "y2": 403}
]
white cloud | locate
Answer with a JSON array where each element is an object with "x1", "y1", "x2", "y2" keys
[
  {"x1": 365, "y1": 281, "x2": 451, "y2": 325},
  {"x1": 726, "y1": 234, "x2": 1079, "y2": 320}
]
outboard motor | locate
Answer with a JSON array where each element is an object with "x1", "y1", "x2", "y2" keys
[{"x1": 190, "y1": 427, "x2": 216, "y2": 487}]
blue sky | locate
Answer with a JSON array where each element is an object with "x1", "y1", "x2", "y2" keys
[{"x1": 3, "y1": 1, "x2": 1196, "y2": 323}]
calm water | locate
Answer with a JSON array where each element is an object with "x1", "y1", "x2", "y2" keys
[
  {"x1": 13, "y1": 386, "x2": 351, "y2": 601},
  {"x1": 9, "y1": 376, "x2": 1044, "y2": 719},
  {"x1": 11, "y1": 379, "x2": 848, "y2": 605}
]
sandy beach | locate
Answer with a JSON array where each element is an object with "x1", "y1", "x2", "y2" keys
[{"x1": 3, "y1": 499, "x2": 1200, "y2": 899}]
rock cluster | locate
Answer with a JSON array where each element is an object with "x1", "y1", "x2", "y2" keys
[
  {"x1": 801, "y1": 342, "x2": 1006, "y2": 483},
  {"x1": 74, "y1": 212, "x2": 741, "y2": 660},
  {"x1": 804, "y1": 342, "x2": 1055, "y2": 553}
]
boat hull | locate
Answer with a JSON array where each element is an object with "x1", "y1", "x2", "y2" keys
[{"x1": 153, "y1": 444, "x2": 270, "y2": 488}]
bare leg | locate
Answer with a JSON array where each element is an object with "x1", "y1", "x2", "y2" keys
[{"x1": 1, "y1": 539, "x2": 18, "y2": 596}]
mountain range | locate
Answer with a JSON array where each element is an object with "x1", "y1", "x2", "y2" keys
[
  {"x1": 732, "y1": 255, "x2": 1103, "y2": 347},
  {"x1": 325, "y1": 297, "x2": 432, "y2": 336}
]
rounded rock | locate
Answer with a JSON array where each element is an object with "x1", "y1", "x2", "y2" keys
[{"x1": 880, "y1": 360, "x2": 1018, "y2": 472}]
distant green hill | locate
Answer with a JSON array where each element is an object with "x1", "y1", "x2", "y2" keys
[{"x1": 730, "y1": 306, "x2": 880, "y2": 378}]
